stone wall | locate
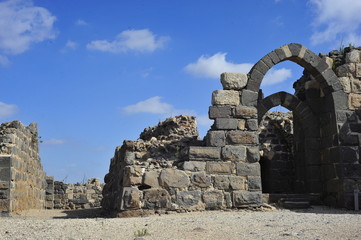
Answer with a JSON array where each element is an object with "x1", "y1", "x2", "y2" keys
[
  {"x1": 45, "y1": 178, "x2": 103, "y2": 210},
  {"x1": 0, "y1": 121, "x2": 46, "y2": 216}
]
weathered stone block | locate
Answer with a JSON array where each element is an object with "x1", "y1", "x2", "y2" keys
[
  {"x1": 246, "y1": 147, "x2": 260, "y2": 162},
  {"x1": 143, "y1": 189, "x2": 171, "y2": 209},
  {"x1": 0, "y1": 157, "x2": 10, "y2": 168},
  {"x1": 233, "y1": 190, "x2": 262, "y2": 207},
  {"x1": 176, "y1": 190, "x2": 203, "y2": 210},
  {"x1": 220, "y1": 72, "x2": 247, "y2": 90},
  {"x1": 238, "y1": 119, "x2": 246, "y2": 130},
  {"x1": 208, "y1": 106, "x2": 233, "y2": 119},
  {"x1": 246, "y1": 119, "x2": 258, "y2": 131},
  {"x1": 346, "y1": 50, "x2": 360, "y2": 63},
  {"x1": 226, "y1": 131, "x2": 259, "y2": 145},
  {"x1": 234, "y1": 106, "x2": 257, "y2": 118},
  {"x1": 159, "y1": 169, "x2": 190, "y2": 188},
  {"x1": 124, "y1": 151, "x2": 135, "y2": 165},
  {"x1": 214, "y1": 118, "x2": 238, "y2": 130},
  {"x1": 212, "y1": 90, "x2": 240, "y2": 106},
  {"x1": 241, "y1": 89, "x2": 258, "y2": 107},
  {"x1": 206, "y1": 162, "x2": 232, "y2": 174},
  {"x1": 189, "y1": 146, "x2": 221, "y2": 160},
  {"x1": 224, "y1": 192, "x2": 232, "y2": 208},
  {"x1": 143, "y1": 170, "x2": 160, "y2": 188},
  {"x1": 183, "y1": 161, "x2": 206, "y2": 172},
  {"x1": 236, "y1": 162, "x2": 260, "y2": 176},
  {"x1": 248, "y1": 177, "x2": 262, "y2": 191},
  {"x1": 191, "y1": 172, "x2": 212, "y2": 188},
  {"x1": 229, "y1": 176, "x2": 246, "y2": 190},
  {"x1": 206, "y1": 131, "x2": 226, "y2": 147},
  {"x1": 121, "y1": 187, "x2": 141, "y2": 210},
  {"x1": 349, "y1": 93, "x2": 361, "y2": 110},
  {"x1": 202, "y1": 190, "x2": 224, "y2": 209},
  {"x1": 356, "y1": 63, "x2": 361, "y2": 78},
  {"x1": 221, "y1": 145, "x2": 246, "y2": 161},
  {"x1": 351, "y1": 79, "x2": 361, "y2": 93},
  {"x1": 213, "y1": 175, "x2": 230, "y2": 189},
  {"x1": 338, "y1": 77, "x2": 351, "y2": 93}
]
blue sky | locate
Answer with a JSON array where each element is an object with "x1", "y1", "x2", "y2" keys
[{"x1": 1, "y1": 0, "x2": 361, "y2": 183}]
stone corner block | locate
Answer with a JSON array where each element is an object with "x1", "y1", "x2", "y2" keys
[
  {"x1": 212, "y1": 90, "x2": 240, "y2": 106},
  {"x1": 206, "y1": 131, "x2": 226, "y2": 147},
  {"x1": 221, "y1": 72, "x2": 248, "y2": 90}
]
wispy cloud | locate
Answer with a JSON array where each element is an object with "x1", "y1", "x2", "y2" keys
[
  {"x1": 87, "y1": 29, "x2": 170, "y2": 53},
  {"x1": 42, "y1": 138, "x2": 66, "y2": 145},
  {"x1": 185, "y1": 52, "x2": 292, "y2": 85},
  {"x1": 76, "y1": 19, "x2": 88, "y2": 26},
  {"x1": 0, "y1": 102, "x2": 18, "y2": 119},
  {"x1": 184, "y1": 52, "x2": 253, "y2": 78},
  {"x1": 0, "y1": 0, "x2": 57, "y2": 55},
  {"x1": 309, "y1": 0, "x2": 361, "y2": 45},
  {"x1": 0, "y1": 55, "x2": 11, "y2": 67}
]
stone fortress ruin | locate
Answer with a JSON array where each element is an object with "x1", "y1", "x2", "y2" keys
[{"x1": 1, "y1": 43, "x2": 361, "y2": 216}]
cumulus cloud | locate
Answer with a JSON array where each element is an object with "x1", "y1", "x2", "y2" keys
[
  {"x1": 0, "y1": 0, "x2": 57, "y2": 55},
  {"x1": 309, "y1": 0, "x2": 361, "y2": 45},
  {"x1": 262, "y1": 68, "x2": 292, "y2": 86},
  {"x1": 0, "y1": 102, "x2": 18, "y2": 119},
  {"x1": 184, "y1": 52, "x2": 253, "y2": 78},
  {"x1": 42, "y1": 138, "x2": 66, "y2": 145},
  {"x1": 87, "y1": 29, "x2": 170, "y2": 53}
]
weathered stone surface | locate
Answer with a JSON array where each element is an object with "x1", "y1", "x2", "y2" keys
[
  {"x1": 351, "y1": 79, "x2": 361, "y2": 93},
  {"x1": 238, "y1": 119, "x2": 246, "y2": 130},
  {"x1": 221, "y1": 145, "x2": 246, "y2": 161},
  {"x1": 236, "y1": 162, "x2": 260, "y2": 176},
  {"x1": 159, "y1": 169, "x2": 190, "y2": 188},
  {"x1": 246, "y1": 147, "x2": 260, "y2": 163},
  {"x1": 349, "y1": 93, "x2": 361, "y2": 110},
  {"x1": 338, "y1": 77, "x2": 351, "y2": 93},
  {"x1": 356, "y1": 63, "x2": 361, "y2": 77},
  {"x1": 233, "y1": 191, "x2": 262, "y2": 207},
  {"x1": 214, "y1": 118, "x2": 238, "y2": 130},
  {"x1": 206, "y1": 131, "x2": 226, "y2": 147},
  {"x1": 220, "y1": 72, "x2": 248, "y2": 90},
  {"x1": 213, "y1": 175, "x2": 230, "y2": 189},
  {"x1": 248, "y1": 177, "x2": 262, "y2": 191},
  {"x1": 209, "y1": 106, "x2": 233, "y2": 119},
  {"x1": 122, "y1": 187, "x2": 141, "y2": 209},
  {"x1": 189, "y1": 146, "x2": 221, "y2": 160},
  {"x1": 143, "y1": 189, "x2": 170, "y2": 209},
  {"x1": 206, "y1": 162, "x2": 232, "y2": 174},
  {"x1": 124, "y1": 151, "x2": 135, "y2": 165},
  {"x1": 143, "y1": 170, "x2": 160, "y2": 188},
  {"x1": 123, "y1": 166, "x2": 143, "y2": 186},
  {"x1": 346, "y1": 50, "x2": 360, "y2": 63},
  {"x1": 241, "y1": 89, "x2": 258, "y2": 107},
  {"x1": 191, "y1": 172, "x2": 212, "y2": 188},
  {"x1": 234, "y1": 106, "x2": 257, "y2": 118},
  {"x1": 176, "y1": 190, "x2": 203, "y2": 210},
  {"x1": 212, "y1": 90, "x2": 240, "y2": 106},
  {"x1": 224, "y1": 192, "x2": 232, "y2": 208},
  {"x1": 229, "y1": 176, "x2": 246, "y2": 190},
  {"x1": 183, "y1": 161, "x2": 206, "y2": 172},
  {"x1": 246, "y1": 119, "x2": 258, "y2": 131},
  {"x1": 202, "y1": 190, "x2": 224, "y2": 209},
  {"x1": 226, "y1": 131, "x2": 259, "y2": 145}
]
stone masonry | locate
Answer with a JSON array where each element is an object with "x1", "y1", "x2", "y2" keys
[{"x1": 0, "y1": 121, "x2": 46, "y2": 216}]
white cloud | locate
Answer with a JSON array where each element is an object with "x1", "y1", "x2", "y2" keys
[
  {"x1": 87, "y1": 29, "x2": 170, "y2": 53},
  {"x1": 309, "y1": 0, "x2": 361, "y2": 45},
  {"x1": 0, "y1": 55, "x2": 11, "y2": 67},
  {"x1": 123, "y1": 96, "x2": 174, "y2": 114},
  {"x1": 184, "y1": 52, "x2": 253, "y2": 78},
  {"x1": 0, "y1": 102, "x2": 18, "y2": 119},
  {"x1": 196, "y1": 114, "x2": 213, "y2": 127},
  {"x1": 0, "y1": 0, "x2": 57, "y2": 55},
  {"x1": 65, "y1": 40, "x2": 77, "y2": 50},
  {"x1": 76, "y1": 19, "x2": 88, "y2": 26},
  {"x1": 42, "y1": 138, "x2": 65, "y2": 145},
  {"x1": 262, "y1": 68, "x2": 292, "y2": 86}
]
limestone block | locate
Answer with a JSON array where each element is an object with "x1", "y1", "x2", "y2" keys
[
  {"x1": 208, "y1": 106, "x2": 233, "y2": 119},
  {"x1": 182, "y1": 161, "x2": 206, "y2": 172},
  {"x1": 346, "y1": 50, "x2": 360, "y2": 63},
  {"x1": 202, "y1": 190, "x2": 224, "y2": 209},
  {"x1": 176, "y1": 190, "x2": 203, "y2": 210},
  {"x1": 234, "y1": 106, "x2": 257, "y2": 118},
  {"x1": 232, "y1": 190, "x2": 262, "y2": 207},
  {"x1": 236, "y1": 162, "x2": 260, "y2": 176},
  {"x1": 246, "y1": 147, "x2": 260, "y2": 163},
  {"x1": 121, "y1": 187, "x2": 141, "y2": 210},
  {"x1": 143, "y1": 189, "x2": 171, "y2": 209},
  {"x1": 248, "y1": 177, "x2": 262, "y2": 191},
  {"x1": 213, "y1": 175, "x2": 230, "y2": 189},
  {"x1": 220, "y1": 72, "x2": 248, "y2": 90},
  {"x1": 221, "y1": 145, "x2": 246, "y2": 161},
  {"x1": 206, "y1": 162, "x2": 232, "y2": 174},
  {"x1": 224, "y1": 192, "x2": 232, "y2": 208},
  {"x1": 159, "y1": 169, "x2": 190, "y2": 188},
  {"x1": 229, "y1": 176, "x2": 247, "y2": 190},
  {"x1": 226, "y1": 131, "x2": 259, "y2": 145},
  {"x1": 238, "y1": 119, "x2": 246, "y2": 130},
  {"x1": 351, "y1": 79, "x2": 361, "y2": 93},
  {"x1": 188, "y1": 146, "x2": 221, "y2": 160},
  {"x1": 212, "y1": 90, "x2": 240, "y2": 106},
  {"x1": 143, "y1": 170, "x2": 160, "y2": 188},
  {"x1": 214, "y1": 118, "x2": 238, "y2": 130},
  {"x1": 338, "y1": 77, "x2": 351, "y2": 93},
  {"x1": 349, "y1": 93, "x2": 361, "y2": 110},
  {"x1": 191, "y1": 172, "x2": 212, "y2": 188},
  {"x1": 206, "y1": 131, "x2": 226, "y2": 147}
]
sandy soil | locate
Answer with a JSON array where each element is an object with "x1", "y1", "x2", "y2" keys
[{"x1": 1, "y1": 206, "x2": 361, "y2": 240}]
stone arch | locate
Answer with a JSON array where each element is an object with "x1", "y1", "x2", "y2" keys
[{"x1": 246, "y1": 43, "x2": 342, "y2": 96}]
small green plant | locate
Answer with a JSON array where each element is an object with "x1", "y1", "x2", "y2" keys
[{"x1": 134, "y1": 228, "x2": 149, "y2": 237}]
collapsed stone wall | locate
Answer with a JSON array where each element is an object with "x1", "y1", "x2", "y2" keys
[
  {"x1": 45, "y1": 177, "x2": 103, "y2": 210},
  {"x1": 0, "y1": 121, "x2": 46, "y2": 216}
]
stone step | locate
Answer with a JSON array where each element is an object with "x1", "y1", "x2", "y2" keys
[{"x1": 279, "y1": 199, "x2": 311, "y2": 209}]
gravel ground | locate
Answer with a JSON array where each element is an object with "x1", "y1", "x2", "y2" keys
[{"x1": 1, "y1": 206, "x2": 361, "y2": 240}]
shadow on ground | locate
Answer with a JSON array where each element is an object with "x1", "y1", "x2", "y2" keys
[{"x1": 53, "y1": 208, "x2": 107, "y2": 219}]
